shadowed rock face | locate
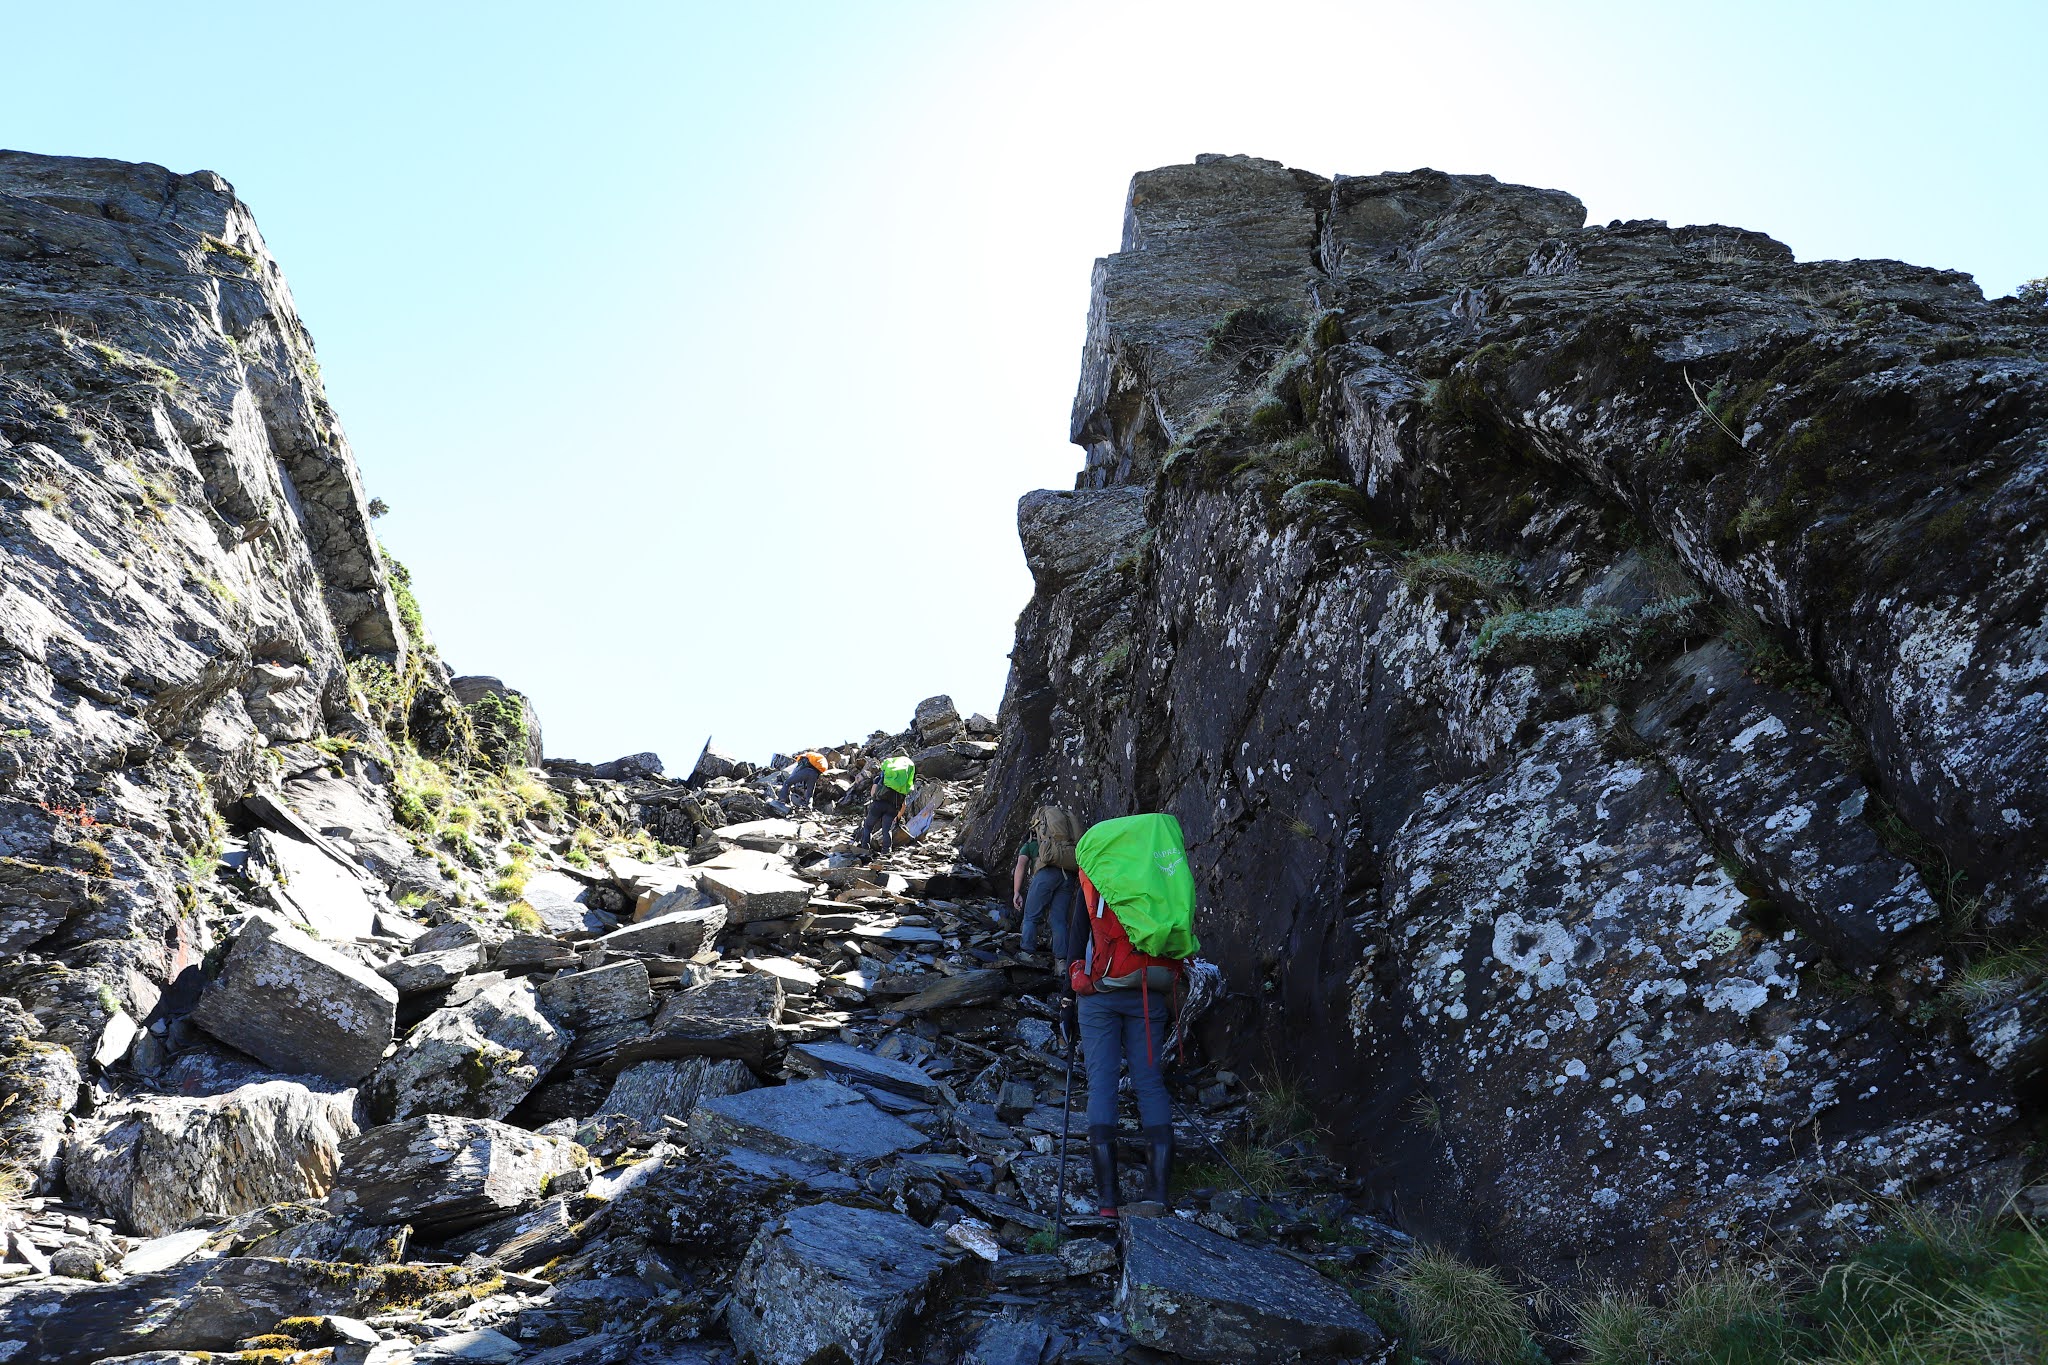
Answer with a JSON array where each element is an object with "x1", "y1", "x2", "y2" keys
[{"x1": 966, "y1": 154, "x2": 2048, "y2": 1281}]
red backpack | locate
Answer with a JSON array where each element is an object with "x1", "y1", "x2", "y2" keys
[{"x1": 1069, "y1": 869, "x2": 1183, "y2": 996}]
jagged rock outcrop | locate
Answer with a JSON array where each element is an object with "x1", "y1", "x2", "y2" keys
[
  {"x1": 966, "y1": 154, "x2": 2048, "y2": 1280},
  {"x1": 0, "y1": 152, "x2": 409, "y2": 1007}
]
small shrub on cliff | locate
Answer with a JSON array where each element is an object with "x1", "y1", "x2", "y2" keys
[
  {"x1": 2016, "y1": 277, "x2": 2047, "y2": 306},
  {"x1": 1388, "y1": 1247, "x2": 1538, "y2": 1364}
]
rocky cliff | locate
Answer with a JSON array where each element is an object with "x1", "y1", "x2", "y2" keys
[{"x1": 965, "y1": 154, "x2": 2048, "y2": 1280}]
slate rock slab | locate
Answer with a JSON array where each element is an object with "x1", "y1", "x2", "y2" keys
[
  {"x1": 1119, "y1": 1214, "x2": 1385, "y2": 1361},
  {"x1": 787, "y1": 1040, "x2": 942, "y2": 1101},
  {"x1": 0, "y1": 1255, "x2": 471, "y2": 1365},
  {"x1": 698, "y1": 865, "x2": 812, "y2": 923},
  {"x1": 690, "y1": 1079, "x2": 924, "y2": 1170},
  {"x1": 601, "y1": 1056, "x2": 758, "y2": 1128},
  {"x1": 64, "y1": 1080, "x2": 358, "y2": 1235},
  {"x1": 728, "y1": 1202, "x2": 958, "y2": 1365},
  {"x1": 379, "y1": 942, "x2": 487, "y2": 995},
  {"x1": 895, "y1": 968, "x2": 1008, "y2": 1013},
  {"x1": 598, "y1": 905, "x2": 726, "y2": 958},
  {"x1": 328, "y1": 1114, "x2": 589, "y2": 1234},
  {"x1": 538, "y1": 959, "x2": 654, "y2": 1029},
  {"x1": 362, "y1": 976, "x2": 569, "y2": 1124},
  {"x1": 612, "y1": 972, "x2": 785, "y2": 1069},
  {"x1": 523, "y1": 870, "x2": 617, "y2": 938},
  {"x1": 249, "y1": 826, "x2": 378, "y2": 941},
  {"x1": 190, "y1": 912, "x2": 397, "y2": 1083}
]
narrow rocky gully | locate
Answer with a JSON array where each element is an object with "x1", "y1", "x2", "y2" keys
[
  {"x1": 3, "y1": 697, "x2": 1388, "y2": 1365},
  {"x1": 3, "y1": 147, "x2": 2046, "y2": 1365}
]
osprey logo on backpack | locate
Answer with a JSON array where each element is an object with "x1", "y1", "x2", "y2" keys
[{"x1": 1153, "y1": 849, "x2": 1187, "y2": 879}]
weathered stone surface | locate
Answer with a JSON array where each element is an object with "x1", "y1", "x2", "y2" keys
[
  {"x1": 379, "y1": 942, "x2": 487, "y2": 995},
  {"x1": 1120, "y1": 1214, "x2": 1385, "y2": 1361},
  {"x1": 962, "y1": 1314, "x2": 1057, "y2": 1365},
  {"x1": 597, "y1": 905, "x2": 725, "y2": 958},
  {"x1": 895, "y1": 968, "x2": 1008, "y2": 1013},
  {"x1": 697, "y1": 865, "x2": 812, "y2": 923},
  {"x1": 451, "y1": 675, "x2": 544, "y2": 770},
  {"x1": 328, "y1": 1114, "x2": 588, "y2": 1233},
  {"x1": 600, "y1": 1056, "x2": 758, "y2": 1128},
  {"x1": 190, "y1": 912, "x2": 397, "y2": 1083},
  {"x1": 362, "y1": 976, "x2": 569, "y2": 1124},
  {"x1": 967, "y1": 154, "x2": 2048, "y2": 1280},
  {"x1": 787, "y1": 1040, "x2": 942, "y2": 1101},
  {"x1": 0, "y1": 1002, "x2": 78, "y2": 1192},
  {"x1": 0, "y1": 152, "x2": 405, "y2": 1011},
  {"x1": 613, "y1": 972, "x2": 784, "y2": 1069},
  {"x1": 64, "y1": 1080, "x2": 357, "y2": 1235},
  {"x1": 691, "y1": 1079, "x2": 924, "y2": 1170},
  {"x1": 537, "y1": 959, "x2": 653, "y2": 1029},
  {"x1": 523, "y1": 869, "x2": 615, "y2": 938},
  {"x1": 912, "y1": 695, "x2": 962, "y2": 743},
  {"x1": 248, "y1": 826, "x2": 378, "y2": 942},
  {"x1": 0, "y1": 1255, "x2": 470, "y2": 1365},
  {"x1": 728, "y1": 1202, "x2": 957, "y2": 1365},
  {"x1": 436, "y1": 1195, "x2": 578, "y2": 1269}
]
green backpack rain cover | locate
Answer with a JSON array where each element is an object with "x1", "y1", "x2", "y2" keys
[
  {"x1": 881, "y1": 756, "x2": 916, "y2": 795},
  {"x1": 1076, "y1": 813, "x2": 1200, "y2": 959}
]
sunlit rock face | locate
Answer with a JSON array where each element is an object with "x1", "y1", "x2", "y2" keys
[
  {"x1": 967, "y1": 153, "x2": 2047, "y2": 1280},
  {"x1": 0, "y1": 152, "x2": 405, "y2": 1046}
]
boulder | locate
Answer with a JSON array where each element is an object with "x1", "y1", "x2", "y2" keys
[
  {"x1": 328, "y1": 1114, "x2": 588, "y2": 1234},
  {"x1": 451, "y1": 675, "x2": 545, "y2": 770},
  {"x1": 0, "y1": 1003, "x2": 79, "y2": 1192},
  {"x1": 379, "y1": 942, "x2": 487, "y2": 995},
  {"x1": 786, "y1": 1040, "x2": 943, "y2": 1102},
  {"x1": 64, "y1": 1081, "x2": 358, "y2": 1236},
  {"x1": 697, "y1": 865, "x2": 812, "y2": 923},
  {"x1": 593, "y1": 751, "x2": 664, "y2": 781},
  {"x1": 361, "y1": 976, "x2": 569, "y2": 1124},
  {"x1": 895, "y1": 968, "x2": 1008, "y2": 1014},
  {"x1": 613, "y1": 972, "x2": 785, "y2": 1069},
  {"x1": 962, "y1": 1314, "x2": 1057, "y2": 1365},
  {"x1": 190, "y1": 912, "x2": 398, "y2": 1083},
  {"x1": 601, "y1": 1056, "x2": 758, "y2": 1129},
  {"x1": 248, "y1": 827, "x2": 379, "y2": 942},
  {"x1": 1119, "y1": 1214, "x2": 1385, "y2": 1361},
  {"x1": 437, "y1": 1195, "x2": 579, "y2": 1269},
  {"x1": 597, "y1": 905, "x2": 726, "y2": 958},
  {"x1": 690, "y1": 742, "x2": 741, "y2": 782},
  {"x1": 522, "y1": 870, "x2": 617, "y2": 938},
  {"x1": 537, "y1": 959, "x2": 654, "y2": 1029},
  {"x1": 690, "y1": 1079, "x2": 925, "y2": 1170},
  {"x1": 0, "y1": 1255, "x2": 474, "y2": 1365},
  {"x1": 912, "y1": 695, "x2": 962, "y2": 743},
  {"x1": 728, "y1": 1202, "x2": 958, "y2": 1365}
]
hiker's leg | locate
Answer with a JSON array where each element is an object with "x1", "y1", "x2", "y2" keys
[
  {"x1": 1121, "y1": 993, "x2": 1172, "y2": 1131},
  {"x1": 1078, "y1": 993, "x2": 1124, "y2": 1214},
  {"x1": 1020, "y1": 867, "x2": 1058, "y2": 953},
  {"x1": 1078, "y1": 994, "x2": 1124, "y2": 1129},
  {"x1": 1045, "y1": 872, "x2": 1077, "y2": 966}
]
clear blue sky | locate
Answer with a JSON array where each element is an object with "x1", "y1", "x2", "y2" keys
[{"x1": 5, "y1": 1, "x2": 2041, "y2": 766}]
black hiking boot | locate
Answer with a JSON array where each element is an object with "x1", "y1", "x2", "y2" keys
[
  {"x1": 1127, "y1": 1124, "x2": 1173, "y2": 1217},
  {"x1": 1088, "y1": 1125, "x2": 1120, "y2": 1218}
]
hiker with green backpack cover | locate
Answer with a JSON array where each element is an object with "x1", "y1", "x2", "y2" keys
[
  {"x1": 1067, "y1": 811, "x2": 1200, "y2": 1219},
  {"x1": 854, "y1": 753, "x2": 916, "y2": 854}
]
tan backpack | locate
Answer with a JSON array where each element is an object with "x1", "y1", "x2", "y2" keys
[{"x1": 1032, "y1": 806, "x2": 1080, "y2": 872}]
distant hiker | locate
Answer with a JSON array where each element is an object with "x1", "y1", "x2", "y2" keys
[
  {"x1": 855, "y1": 753, "x2": 917, "y2": 854},
  {"x1": 778, "y1": 751, "x2": 829, "y2": 810},
  {"x1": 1012, "y1": 802, "x2": 1082, "y2": 966},
  {"x1": 1069, "y1": 812, "x2": 1200, "y2": 1219}
]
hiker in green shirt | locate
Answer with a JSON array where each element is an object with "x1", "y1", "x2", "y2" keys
[{"x1": 1012, "y1": 804, "x2": 1082, "y2": 966}]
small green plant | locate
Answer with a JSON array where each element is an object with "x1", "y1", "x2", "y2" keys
[
  {"x1": 1388, "y1": 1247, "x2": 1538, "y2": 1364},
  {"x1": 1401, "y1": 549, "x2": 1523, "y2": 603},
  {"x1": 1024, "y1": 1228, "x2": 1064, "y2": 1254},
  {"x1": 200, "y1": 235, "x2": 259, "y2": 267},
  {"x1": 1574, "y1": 1289, "x2": 1661, "y2": 1364},
  {"x1": 1405, "y1": 1091, "x2": 1444, "y2": 1132},
  {"x1": 2016, "y1": 277, "x2": 2047, "y2": 306},
  {"x1": 503, "y1": 903, "x2": 544, "y2": 933}
]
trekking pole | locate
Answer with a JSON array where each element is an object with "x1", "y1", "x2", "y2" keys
[
  {"x1": 1052, "y1": 1015, "x2": 1078, "y2": 1242},
  {"x1": 1172, "y1": 1096, "x2": 1267, "y2": 1204}
]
